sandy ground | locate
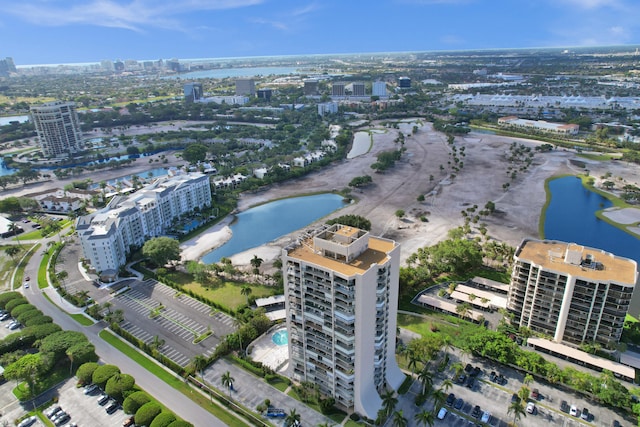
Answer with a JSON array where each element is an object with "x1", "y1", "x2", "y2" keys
[
  {"x1": 180, "y1": 121, "x2": 640, "y2": 274},
  {"x1": 602, "y1": 207, "x2": 640, "y2": 225}
]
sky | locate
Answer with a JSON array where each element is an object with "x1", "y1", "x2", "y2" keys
[{"x1": 1, "y1": 0, "x2": 639, "y2": 65}]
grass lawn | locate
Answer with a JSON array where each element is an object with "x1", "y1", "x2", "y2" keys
[
  {"x1": 13, "y1": 365, "x2": 70, "y2": 401},
  {"x1": 38, "y1": 248, "x2": 51, "y2": 289},
  {"x1": 266, "y1": 377, "x2": 289, "y2": 392},
  {"x1": 345, "y1": 420, "x2": 362, "y2": 427},
  {"x1": 16, "y1": 229, "x2": 44, "y2": 241},
  {"x1": 99, "y1": 331, "x2": 249, "y2": 427},
  {"x1": 14, "y1": 243, "x2": 40, "y2": 290},
  {"x1": 70, "y1": 313, "x2": 94, "y2": 326},
  {"x1": 165, "y1": 271, "x2": 278, "y2": 311},
  {"x1": 397, "y1": 312, "x2": 485, "y2": 349}
]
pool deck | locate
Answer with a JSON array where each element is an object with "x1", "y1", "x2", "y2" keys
[{"x1": 250, "y1": 328, "x2": 289, "y2": 373}]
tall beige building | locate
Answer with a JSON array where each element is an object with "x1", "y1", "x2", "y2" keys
[
  {"x1": 507, "y1": 239, "x2": 637, "y2": 346},
  {"x1": 30, "y1": 101, "x2": 84, "y2": 158},
  {"x1": 282, "y1": 224, "x2": 404, "y2": 418}
]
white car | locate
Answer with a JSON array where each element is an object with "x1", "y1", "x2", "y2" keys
[
  {"x1": 481, "y1": 411, "x2": 491, "y2": 424},
  {"x1": 17, "y1": 417, "x2": 36, "y2": 427},
  {"x1": 526, "y1": 401, "x2": 536, "y2": 414},
  {"x1": 437, "y1": 407, "x2": 448, "y2": 420},
  {"x1": 570, "y1": 405, "x2": 578, "y2": 417}
]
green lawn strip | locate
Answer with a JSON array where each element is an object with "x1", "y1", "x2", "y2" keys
[
  {"x1": 177, "y1": 277, "x2": 278, "y2": 311},
  {"x1": 397, "y1": 374, "x2": 413, "y2": 395},
  {"x1": 626, "y1": 314, "x2": 638, "y2": 323},
  {"x1": 286, "y1": 389, "x2": 323, "y2": 413},
  {"x1": 397, "y1": 312, "x2": 484, "y2": 349},
  {"x1": 70, "y1": 313, "x2": 94, "y2": 326},
  {"x1": 266, "y1": 377, "x2": 289, "y2": 392},
  {"x1": 13, "y1": 366, "x2": 70, "y2": 401},
  {"x1": 345, "y1": 420, "x2": 361, "y2": 427},
  {"x1": 38, "y1": 247, "x2": 51, "y2": 288},
  {"x1": 18, "y1": 229, "x2": 44, "y2": 240},
  {"x1": 99, "y1": 330, "x2": 249, "y2": 427}
]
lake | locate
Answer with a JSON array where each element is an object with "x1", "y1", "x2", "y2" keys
[
  {"x1": 201, "y1": 193, "x2": 347, "y2": 264},
  {"x1": 0, "y1": 115, "x2": 29, "y2": 126},
  {"x1": 544, "y1": 176, "x2": 640, "y2": 316},
  {"x1": 163, "y1": 66, "x2": 300, "y2": 80}
]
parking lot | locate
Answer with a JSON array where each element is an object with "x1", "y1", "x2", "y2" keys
[
  {"x1": 110, "y1": 279, "x2": 237, "y2": 367},
  {"x1": 44, "y1": 379, "x2": 130, "y2": 426}
]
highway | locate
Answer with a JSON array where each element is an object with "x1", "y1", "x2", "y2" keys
[{"x1": 19, "y1": 236, "x2": 229, "y2": 427}]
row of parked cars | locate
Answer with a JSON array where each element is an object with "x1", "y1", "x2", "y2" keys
[
  {"x1": 439, "y1": 392, "x2": 491, "y2": 425},
  {"x1": 44, "y1": 404, "x2": 75, "y2": 426},
  {"x1": 0, "y1": 309, "x2": 21, "y2": 330},
  {"x1": 84, "y1": 383, "x2": 122, "y2": 415}
]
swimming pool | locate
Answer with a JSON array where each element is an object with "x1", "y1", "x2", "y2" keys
[{"x1": 272, "y1": 329, "x2": 288, "y2": 346}]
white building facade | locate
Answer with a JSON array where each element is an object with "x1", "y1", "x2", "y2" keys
[
  {"x1": 372, "y1": 81, "x2": 387, "y2": 97},
  {"x1": 282, "y1": 225, "x2": 405, "y2": 418},
  {"x1": 30, "y1": 101, "x2": 85, "y2": 157},
  {"x1": 77, "y1": 173, "x2": 211, "y2": 274}
]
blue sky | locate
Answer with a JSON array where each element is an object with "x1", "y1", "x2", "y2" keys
[{"x1": 1, "y1": 0, "x2": 639, "y2": 65}]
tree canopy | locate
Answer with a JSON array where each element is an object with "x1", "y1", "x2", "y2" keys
[
  {"x1": 182, "y1": 144, "x2": 208, "y2": 164},
  {"x1": 143, "y1": 237, "x2": 181, "y2": 267},
  {"x1": 326, "y1": 215, "x2": 371, "y2": 231}
]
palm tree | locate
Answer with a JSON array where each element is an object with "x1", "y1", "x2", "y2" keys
[
  {"x1": 56, "y1": 271, "x2": 69, "y2": 291},
  {"x1": 432, "y1": 389, "x2": 447, "y2": 412},
  {"x1": 240, "y1": 286, "x2": 252, "y2": 305},
  {"x1": 4, "y1": 246, "x2": 20, "y2": 262},
  {"x1": 392, "y1": 410, "x2": 408, "y2": 427},
  {"x1": 517, "y1": 386, "x2": 530, "y2": 403},
  {"x1": 381, "y1": 389, "x2": 398, "y2": 417},
  {"x1": 507, "y1": 400, "x2": 527, "y2": 426},
  {"x1": 285, "y1": 408, "x2": 301, "y2": 427},
  {"x1": 439, "y1": 379, "x2": 453, "y2": 393},
  {"x1": 407, "y1": 349, "x2": 420, "y2": 375},
  {"x1": 250, "y1": 254, "x2": 264, "y2": 270},
  {"x1": 221, "y1": 370, "x2": 235, "y2": 398},
  {"x1": 418, "y1": 367, "x2": 433, "y2": 395},
  {"x1": 9, "y1": 223, "x2": 22, "y2": 247},
  {"x1": 414, "y1": 409, "x2": 435, "y2": 427},
  {"x1": 191, "y1": 355, "x2": 208, "y2": 382},
  {"x1": 523, "y1": 373, "x2": 534, "y2": 387},
  {"x1": 451, "y1": 362, "x2": 465, "y2": 379}
]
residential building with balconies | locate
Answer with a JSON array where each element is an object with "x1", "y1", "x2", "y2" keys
[
  {"x1": 507, "y1": 239, "x2": 637, "y2": 347},
  {"x1": 282, "y1": 224, "x2": 404, "y2": 419}
]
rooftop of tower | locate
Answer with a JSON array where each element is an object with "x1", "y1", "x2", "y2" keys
[
  {"x1": 516, "y1": 239, "x2": 637, "y2": 285},
  {"x1": 285, "y1": 224, "x2": 396, "y2": 275}
]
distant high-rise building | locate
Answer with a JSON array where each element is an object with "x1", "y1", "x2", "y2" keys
[
  {"x1": 283, "y1": 224, "x2": 405, "y2": 418},
  {"x1": 332, "y1": 82, "x2": 345, "y2": 96},
  {"x1": 114, "y1": 61, "x2": 125, "y2": 72},
  {"x1": 398, "y1": 77, "x2": 411, "y2": 88},
  {"x1": 318, "y1": 102, "x2": 338, "y2": 116},
  {"x1": 372, "y1": 81, "x2": 387, "y2": 97},
  {"x1": 351, "y1": 82, "x2": 366, "y2": 96},
  {"x1": 30, "y1": 101, "x2": 84, "y2": 158},
  {"x1": 100, "y1": 60, "x2": 114, "y2": 72},
  {"x1": 257, "y1": 88, "x2": 273, "y2": 101},
  {"x1": 166, "y1": 59, "x2": 181, "y2": 72},
  {"x1": 0, "y1": 57, "x2": 16, "y2": 77},
  {"x1": 304, "y1": 79, "x2": 319, "y2": 96},
  {"x1": 235, "y1": 79, "x2": 256, "y2": 96},
  {"x1": 184, "y1": 82, "x2": 204, "y2": 103}
]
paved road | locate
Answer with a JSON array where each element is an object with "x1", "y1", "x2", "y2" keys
[{"x1": 19, "y1": 235, "x2": 228, "y2": 427}]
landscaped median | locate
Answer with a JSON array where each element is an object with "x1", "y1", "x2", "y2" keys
[{"x1": 99, "y1": 330, "x2": 253, "y2": 427}]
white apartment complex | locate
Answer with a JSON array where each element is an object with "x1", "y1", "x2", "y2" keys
[
  {"x1": 30, "y1": 101, "x2": 85, "y2": 157},
  {"x1": 282, "y1": 225, "x2": 404, "y2": 418},
  {"x1": 498, "y1": 116, "x2": 579, "y2": 135},
  {"x1": 507, "y1": 239, "x2": 638, "y2": 347},
  {"x1": 77, "y1": 173, "x2": 211, "y2": 275}
]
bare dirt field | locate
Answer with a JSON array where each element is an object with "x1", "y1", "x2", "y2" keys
[{"x1": 227, "y1": 121, "x2": 640, "y2": 271}]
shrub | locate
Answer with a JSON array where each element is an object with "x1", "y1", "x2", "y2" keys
[
  {"x1": 149, "y1": 412, "x2": 177, "y2": 427},
  {"x1": 135, "y1": 401, "x2": 162, "y2": 427},
  {"x1": 123, "y1": 391, "x2": 152, "y2": 415},
  {"x1": 92, "y1": 364, "x2": 120, "y2": 388},
  {"x1": 23, "y1": 315, "x2": 53, "y2": 326},
  {"x1": 76, "y1": 362, "x2": 99, "y2": 385},
  {"x1": 5, "y1": 298, "x2": 28, "y2": 313},
  {"x1": 166, "y1": 421, "x2": 194, "y2": 427},
  {"x1": 105, "y1": 374, "x2": 135, "y2": 401},
  {"x1": 0, "y1": 292, "x2": 22, "y2": 309},
  {"x1": 16, "y1": 310, "x2": 43, "y2": 325},
  {"x1": 10, "y1": 304, "x2": 38, "y2": 319}
]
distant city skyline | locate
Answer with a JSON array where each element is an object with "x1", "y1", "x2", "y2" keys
[{"x1": 1, "y1": 0, "x2": 639, "y2": 65}]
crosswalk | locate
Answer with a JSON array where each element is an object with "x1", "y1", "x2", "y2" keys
[{"x1": 113, "y1": 279, "x2": 238, "y2": 367}]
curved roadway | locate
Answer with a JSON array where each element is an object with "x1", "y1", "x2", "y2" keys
[{"x1": 19, "y1": 235, "x2": 227, "y2": 427}]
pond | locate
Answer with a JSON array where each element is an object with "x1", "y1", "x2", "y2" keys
[
  {"x1": 544, "y1": 176, "x2": 640, "y2": 316},
  {"x1": 347, "y1": 132, "x2": 371, "y2": 159},
  {"x1": 162, "y1": 66, "x2": 299, "y2": 80},
  {"x1": 201, "y1": 193, "x2": 347, "y2": 264}
]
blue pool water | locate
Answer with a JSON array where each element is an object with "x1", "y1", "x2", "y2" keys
[{"x1": 272, "y1": 330, "x2": 288, "y2": 346}]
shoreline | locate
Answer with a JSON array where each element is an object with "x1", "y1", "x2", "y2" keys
[{"x1": 180, "y1": 215, "x2": 235, "y2": 262}]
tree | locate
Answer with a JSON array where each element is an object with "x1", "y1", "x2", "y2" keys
[
  {"x1": 106, "y1": 373, "x2": 136, "y2": 401},
  {"x1": 395, "y1": 209, "x2": 405, "y2": 218},
  {"x1": 190, "y1": 355, "x2": 208, "y2": 381},
  {"x1": 381, "y1": 389, "x2": 397, "y2": 417},
  {"x1": 123, "y1": 391, "x2": 152, "y2": 414},
  {"x1": 4, "y1": 246, "x2": 20, "y2": 262},
  {"x1": 418, "y1": 367, "x2": 433, "y2": 395},
  {"x1": 76, "y1": 362, "x2": 99, "y2": 385},
  {"x1": 8, "y1": 223, "x2": 22, "y2": 247},
  {"x1": 135, "y1": 401, "x2": 162, "y2": 427},
  {"x1": 92, "y1": 364, "x2": 121, "y2": 388},
  {"x1": 66, "y1": 342, "x2": 97, "y2": 374},
  {"x1": 4, "y1": 353, "x2": 47, "y2": 396},
  {"x1": 56, "y1": 271, "x2": 69, "y2": 290},
  {"x1": 240, "y1": 286, "x2": 252, "y2": 304},
  {"x1": 456, "y1": 302, "x2": 472, "y2": 319},
  {"x1": 250, "y1": 255, "x2": 264, "y2": 270},
  {"x1": 182, "y1": 144, "x2": 208, "y2": 164},
  {"x1": 392, "y1": 410, "x2": 408, "y2": 427},
  {"x1": 39, "y1": 330, "x2": 88, "y2": 362},
  {"x1": 326, "y1": 215, "x2": 371, "y2": 231},
  {"x1": 507, "y1": 400, "x2": 527, "y2": 426},
  {"x1": 439, "y1": 378, "x2": 453, "y2": 393},
  {"x1": 284, "y1": 408, "x2": 301, "y2": 427},
  {"x1": 414, "y1": 409, "x2": 434, "y2": 427},
  {"x1": 150, "y1": 412, "x2": 177, "y2": 427},
  {"x1": 143, "y1": 237, "x2": 181, "y2": 267},
  {"x1": 221, "y1": 370, "x2": 235, "y2": 398}
]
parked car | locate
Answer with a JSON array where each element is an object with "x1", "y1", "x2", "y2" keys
[
  {"x1": 45, "y1": 405, "x2": 62, "y2": 418},
  {"x1": 97, "y1": 394, "x2": 110, "y2": 406},
  {"x1": 437, "y1": 407, "x2": 448, "y2": 420},
  {"x1": 570, "y1": 405, "x2": 578, "y2": 417},
  {"x1": 531, "y1": 388, "x2": 540, "y2": 400},
  {"x1": 54, "y1": 413, "x2": 70, "y2": 426},
  {"x1": 489, "y1": 371, "x2": 496, "y2": 382},
  {"x1": 84, "y1": 384, "x2": 98, "y2": 395},
  {"x1": 456, "y1": 373, "x2": 467, "y2": 384},
  {"x1": 496, "y1": 374, "x2": 507, "y2": 385},
  {"x1": 8, "y1": 322, "x2": 21, "y2": 330},
  {"x1": 0, "y1": 313, "x2": 11, "y2": 321},
  {"x1": 560, "y1": 400, "x2": 569, "y2": 413},
  {"x1": 106, "y1": 402, "x2": 120, "y2": 414},
  {"x1": 464, "y1": 363, "x2": 473, "y2": 373},
  {"x1": 581, "y1": 408, "x2": 590, "y2": 421},
  {"x1": 51, "y1": 411, "x2": 67, "y2": 423},
  {"x1": 466, "y1": 376, "x2": 475, "y2": 389},
  {"x1": 481, "y1": 411, "x2": 491, "y2": 424},
  {"x1": 454, "y1": 398, "x2": 464, "y2": 410},
  {"x1": 17, "y1": 417, "x2": 37, "y2": 427},
  {"x1": 446, "y1": 393, "x2": 456, "y2": 406},
  {"x1": 123, "y1": 416, "x2": 135, "y2": 427},
  {"x1": 472, "y1": 405, "x2": 481, "y2": 418},
  {"x1": 511, "y1": 394, "x2": 520, "y2": 403},
  {"x1": 471, "y1": 366, "x2": 482, "y2": 377},
  {"x1": 526, "y1": 402, "x2": 536, "y2": 414}
]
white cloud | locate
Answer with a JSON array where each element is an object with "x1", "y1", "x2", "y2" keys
[
  {"x1": 249, "y1": 2, "x2": 320, "y2": 33},
  {"x1": 0, "y1": 0, "x2": 265, "y2": 31},
  {"x1": 553, "y1": 0, "x2": 622, "y2": 9}
]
